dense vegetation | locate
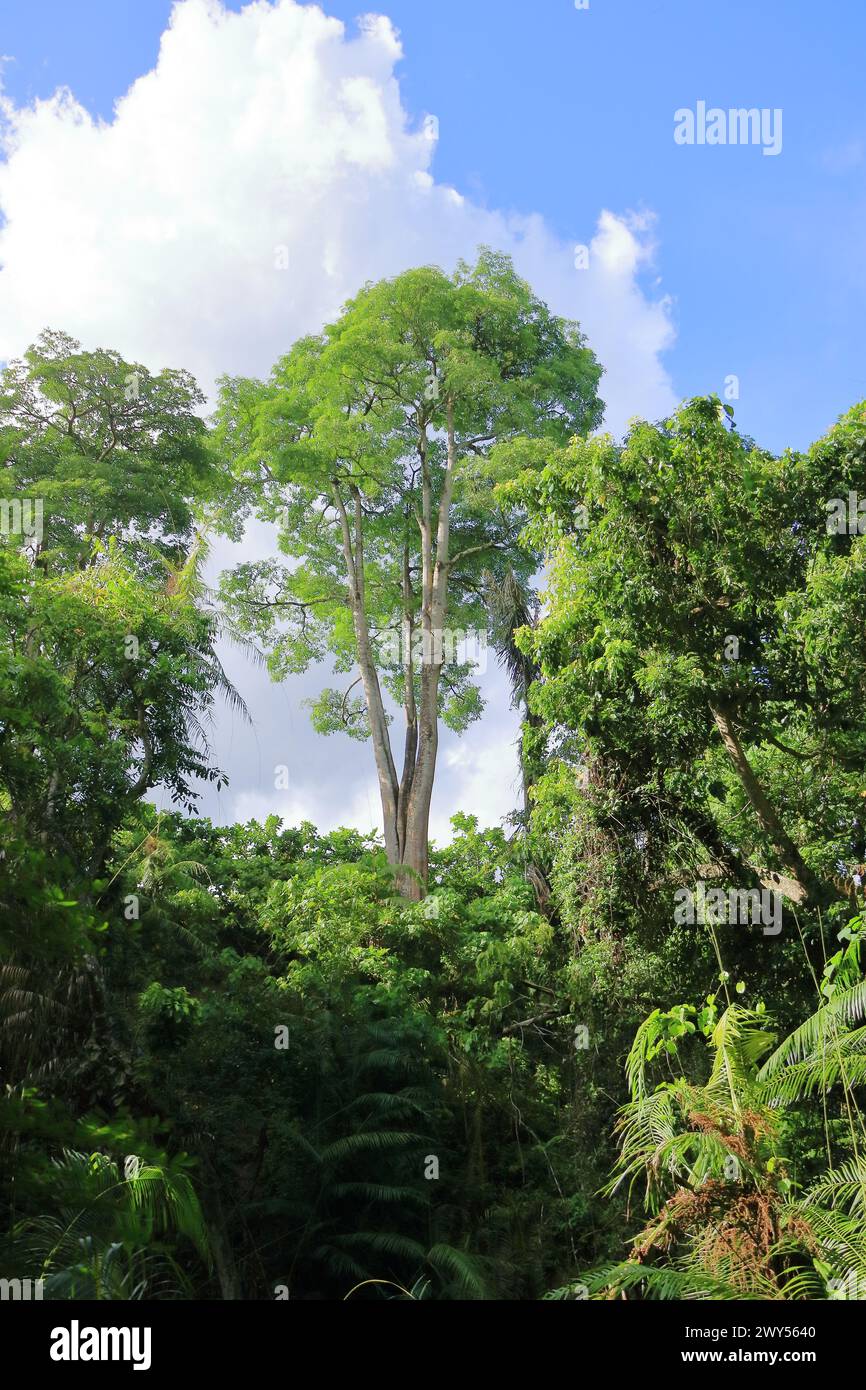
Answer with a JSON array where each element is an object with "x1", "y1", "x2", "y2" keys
[{"x1": 2, "y1": 258, "x2": 866, "y2": 1300}]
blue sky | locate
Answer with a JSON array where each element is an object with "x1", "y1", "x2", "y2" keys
[
  {"x1": 2, "y1": 0, "x2": 865, "y2": 451},
  {"x1": 1, "y1": 0, "x2": 864, "y2": 836}
]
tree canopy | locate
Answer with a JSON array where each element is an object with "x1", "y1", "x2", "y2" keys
[
  {"x1": 2, "y1": 278, "x2": 866, "y2": 1309},
  {"x1": 214, "y1": 250, "x2": 602, "y2": 893}
]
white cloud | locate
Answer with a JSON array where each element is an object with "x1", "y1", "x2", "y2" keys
[
  {"x1": 228, "y1": 782, "x2": 381, "y2": 835},
  {"x1": 0, "y1": 0, "x2": 677, "y2": 839},
  {"x1": 429, "y1": 704, "x2": 524, "y2": 846}
]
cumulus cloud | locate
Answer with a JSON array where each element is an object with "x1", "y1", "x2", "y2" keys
[{"x1": 0, "y1": 0, "x2": 677, "y2": 838}]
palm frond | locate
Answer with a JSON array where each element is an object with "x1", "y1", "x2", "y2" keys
[
  {"x1": 425, "y1": 1243, "x2": 489, "y2": 1299},
  {"x1": 758, "y1": 980, "x2": 866, "y2": 1082}
]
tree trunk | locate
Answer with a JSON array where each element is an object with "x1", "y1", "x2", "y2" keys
[
  {"x1": 332, "y1": 482, "x2": 401, "y2": 864},
  {"x1": 203, "y1": 1185, "x2": 244, "y2": 1300},
  {"x1": 709, "y1": 701, "x2": 820, "y2": 904},
  {"x1": 396, "y1": 399, "x2": 458, "y2": 897},
  {"x1": 400, "y1": 662, "x2": 439, "y2": 897},
  {"x1": 331, "y1": 400, "x2": 459, "y2": 900}
]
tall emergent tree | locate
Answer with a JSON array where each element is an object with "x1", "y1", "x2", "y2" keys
[{"x1": 215, "y1": 250, "x2": 602, "y2": 895}]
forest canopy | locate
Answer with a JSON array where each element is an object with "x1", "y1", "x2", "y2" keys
[{"x1": 2, "y1": 257, "x2": 866, "y2": 1302}]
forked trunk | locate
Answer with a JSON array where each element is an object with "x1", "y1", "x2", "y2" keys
[{"x1": 332, "y1": 398, "x2": 457, "y2": 900}]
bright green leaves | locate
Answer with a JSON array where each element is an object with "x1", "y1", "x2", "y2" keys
[
  {"x1": 0, "y1": 330, "x2": 230, "y2": 866},
  {"x1": 516, "y1": 393, "x2": 866, "y2": 918},
  {"x1": 139, "y1": 982, "x2": 202, "y2": 1033},
  {"x1": 0, "y1": 329, "x2": 213, "y2": 576},
  {"x1": 306, "y1": 685, "x2": 372, "y2": 741},
  {"x1": 214, "y1": 251, "x2": 603, "y2": 755}
]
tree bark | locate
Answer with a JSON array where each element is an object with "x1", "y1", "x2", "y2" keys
[
  {"x1": 332, "y1": 482, "x2": 401, "y2": 863},
  {"x1": 709, "y1": 701, "x2": 819, "y2": 904},
  {"x1": 398, "y1": 399, "x2": 458, "y2": 897},
  {"x1": 396, "y1": 540, "x2": 418, "y2": 862},
  {"x1": 331, "y1": 401, "x2": 458, "y2": 899}
]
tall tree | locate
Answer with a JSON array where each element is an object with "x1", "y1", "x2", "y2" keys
[
  {"x1": 0, "y1": 331, "x2": 239, "y2": 868},
  {"x1": 215, "y1": 250, "x2": 602, "y2": 895},
  {"x1": 0, "y1": 333, "x2": 241, "y2": 1107},
  {"x1": 511, "y1": 395, "x2": 866, "y2": 915}
]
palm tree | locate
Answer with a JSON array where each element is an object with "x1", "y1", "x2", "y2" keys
[
  {"x1": 157, "y1": 528, "x2": 263, "y2": 738},
  {"x1": 573, "y1": 965, "x2": 866, "y2": 1300},
  {"x1": 11, "y1": 1149, "x2": 211, "y2": 1300}
]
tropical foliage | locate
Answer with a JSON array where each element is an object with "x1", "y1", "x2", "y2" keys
[{"x1": 2, "y1": 262, "x2": 865, "y2": 1299}]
